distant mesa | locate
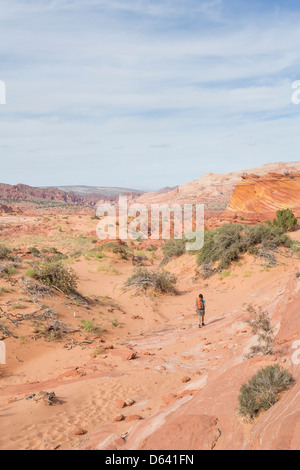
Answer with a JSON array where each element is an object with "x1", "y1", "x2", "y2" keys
[
  {"x1": 0, "y1": 183, "x2": 145, "y2": 208},
  {"x1": 0, "y1": 183, "x2": 89, "y2": 206},
  {"x1": 56, "y1": 185, "x2": 146, "y2": 198}
]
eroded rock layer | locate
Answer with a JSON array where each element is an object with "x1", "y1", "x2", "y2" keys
[{"x1": 223, "y1": 172, "x2": 300, "y2": 223}]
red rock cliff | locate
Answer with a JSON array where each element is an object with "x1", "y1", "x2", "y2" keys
[{"x1": 222, "y1": 171, "x2": 300, "y2": 223}]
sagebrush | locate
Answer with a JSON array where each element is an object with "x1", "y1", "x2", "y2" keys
[
  {"x1": 238, "y1": 365, "x2": 295, "y2": 421},
  {"x1": 245, "y1": 305, "x2": 274, "y2": 357},
  {"x1": 125, "y1": 268, "x2": 177, "y2": 294},
  {"x1": 197, "y1": 222, "x2": 294, "y2": 274},
  {"x1": 30, "y1": 260, "x2": 78, "y2": 295}
]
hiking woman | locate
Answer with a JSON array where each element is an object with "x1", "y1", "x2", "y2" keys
[{"x1": 196, "y1": 294, "x2": 205, "y2": 328}]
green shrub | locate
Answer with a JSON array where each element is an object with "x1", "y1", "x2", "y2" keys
[
  {"x1": 80, "y1": 319, "x2": 102, "y2": 334},
  {"x1": 25, "y1": 268, "x2": 36, "y2": 278},
  {"x1": 0, "y1": 286, "x2": 13, "y2": 295},
  {"x1": 291, "y1": 243, "x2": 300, "y2": 253},
  {"x1": 7, "y1": 265, "x2": 17, "y2": 276},
  {"x1": 162, "y1": 238, "x2": 187, "y2": 258},
  {"x1": 272, "y1": 208, "x2": 298, "y2": 232},
  {"x1": 30, "y1": 260, "x2": 78, "y2": 295},
  {"x1": 125, "y1": 268, "x2": 177, "y2": 295},
  {"x1": 242, "y1": 270, "x2": 252, "y2": 278},
  {"x1": 80, "y1": 319, "x2": 95, "y2": 333},
  {"x1": 238, "y1": 365, "x2": 295, "y2": 421},
  {"x1": 0, "y1": 245, "x2": 12, "y2": 260},
  {"x1": 111, "y1": 317, "x2": 119, "y2": 328},
  {"x1": 220, "y1": 270, "x2": 230, "y2": 279},
  {"x1": 0, "y1": 263, "x2": 19, "y2": 278},
  {"x1": 197, "y1": 223, "x2": 293, "y2": 275},
  {"x1": 97, "y1": 264, "x2": 121, "y2": 275},
  {"x1": 145, "y1": 245, "x2": 158, "y2": 252},
  {"x1": 28, "y1": 247, "x2": 41, "y2": 257},
  {"x1": 93, "y1": 347, "x2": 105, "y2": 356},
  {"x1": 91, "y1": 242, "x2": 129, "y2": 260}
]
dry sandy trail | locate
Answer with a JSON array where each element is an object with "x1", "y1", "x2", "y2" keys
[{"x1": 0, "y1": 228, "x2": 299, "y2": 450}]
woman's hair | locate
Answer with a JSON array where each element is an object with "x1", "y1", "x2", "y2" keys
[{"x1": 199, "y1": 294, "x2": 203, "y2": 298}]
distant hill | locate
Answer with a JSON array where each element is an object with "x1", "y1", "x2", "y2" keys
[
  {"x1": 56, "y1": 186, "x2": 145, "y2": 197},
  {"x1": 0, "y1": 183, "x2": 88, "y2": 206}
]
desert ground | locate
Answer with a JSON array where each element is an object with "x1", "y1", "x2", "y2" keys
[{"x1": 0, "y1": 210, "x2": 299, "y2": 451}]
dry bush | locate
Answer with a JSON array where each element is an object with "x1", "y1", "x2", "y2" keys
[
  {"x1": 238, "y1": 365, "x2": 295, "y2": 422},
  {"x1": 125, "y1": 268, "x2": 177, "y2": 295},
  {"x1": 30, "y1": 260, "x2": 78, "y2": 295},
  {"x1": 245, "y1": 305, "x2": 274, "y2": 358}
]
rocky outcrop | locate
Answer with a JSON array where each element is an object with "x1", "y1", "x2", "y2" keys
[
  {"x1": 222, "y1": 171, "x2": 300, "y2": 224},
  {"x1": 0, "y1": 183, "x2": 89, "y2": 206},
  {"x1": 131, "y1": 162, "x2": 300, "y2": 220},
  {"x1": 0, "y1": 183, "x2": 146, "y2": 208},
  {"x1": 0, "y1": 203, "x2": 21, "y2": 214}
]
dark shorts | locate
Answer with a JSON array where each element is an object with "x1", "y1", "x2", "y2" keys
[{"x1": 196, "y1": 309, "x2": 205, "y2": 317}]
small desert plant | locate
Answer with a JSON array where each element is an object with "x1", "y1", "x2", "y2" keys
[
  {"x1": 242, "y1": 270, "x2": 252, "y2": 278},
  {"x1": 245, "y1": 305, "x2": 274, "y2": 358},
  {"x1": 199, "y1": 262, "x2": 217, "y2": 279},
  {"x1": 18, "y1": 334, "x2": 27, "y2": 345},
  {"x1": 162, "y1": 238, "x2": 187, "y2": 258},
  {"x1": 291, "y1": 243, "x2": 300, "y2": 253},
  {"x1": 93, "y1": 347, "x2": 105, "y2": 356},
  {"x1": 25, "y1": 267, "x2": 36, "y2": 278},
  {"x1": 238, "y1": 365, "x2": 295, "y2": 421},
  {"x1": 111, "y1": 317, "x2": 119, "y2": 328},
  {"x1": 28, "y1": 247, "x2": 41, "y2": 257},
  {"x1": 11, "y1": 303, "x2": 27, "y2": 310},
  {"x1": 80, "y1": 319, "x2": 96, "y2": 333},
  {"x1": 0, "y1": 286, "x2": 13, "y2": 295},
  {"x1": 97, "y1": 264, "x2": 121, "y2": 275},
  {"x1": 125, "y1": 268, "x2": 177, "y2": 295},
  {"x1": 0, "y1": 245, "x2": 12, "y2": 260},
  {"x1": 220, "y1": 269, "x2": 230, "y2": 279},
  {"x1": 0, "y1": 264, "x2": 18, "y2": 278},
  {"x1": 102, "y1": 242, "x2": 128, "y2": 259},
  {"x1": 36, "y1": 320, "x2": 74, "y2": 342},
  {"x1": 145, "y1": 245, "x2": 158, "y2": 252},
  {"x1": 80, "y1": 319, "x2": 103, "y2": 335}
]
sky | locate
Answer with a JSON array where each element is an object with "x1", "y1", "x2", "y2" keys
[{"x1": 0, "y1": 0, "x2": 300, "y2": 190}]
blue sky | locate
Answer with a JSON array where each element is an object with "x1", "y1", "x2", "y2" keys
[{"x1": 0, "y1": 0, "x2": 300, "y2": 190}]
